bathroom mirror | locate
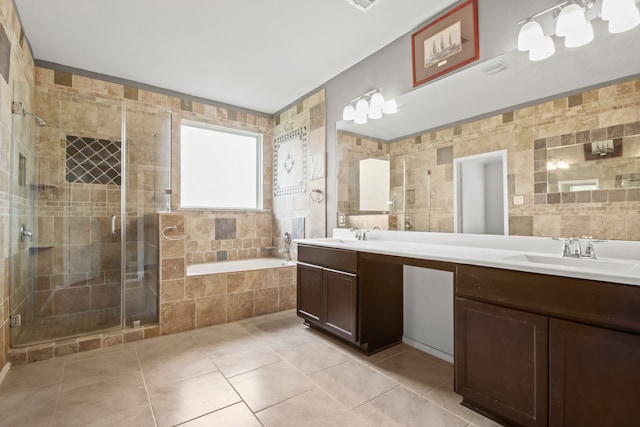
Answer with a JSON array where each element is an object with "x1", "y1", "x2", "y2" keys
[
  {"x1": 335, "y1": 77, "x2": 640, "y2": 240},
  {"x1": 336, "y1": 129, "x2": 431, "y2": 231},
  {"x1": 545, "y1": 136, "x2": 640, "y2": 193}
]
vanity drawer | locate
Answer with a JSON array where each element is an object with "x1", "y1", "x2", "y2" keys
[
  {"x1": 456, "y1": 264, "x2": 640, "y2": 334},
  {"x1": 298, "y1": 244, "x2": 358, "y2": 273}
]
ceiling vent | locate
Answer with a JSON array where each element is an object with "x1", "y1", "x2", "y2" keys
[{"x1": 345, "y1": 0, "x2": 378, "y2": 12}]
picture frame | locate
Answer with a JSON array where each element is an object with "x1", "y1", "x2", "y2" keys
[
  {"x1": 411, "y1": 0, "x2": 479, "y2": 87},
  {"x1": 583, "y1": 138, "x2": 623, "y2": 161}
]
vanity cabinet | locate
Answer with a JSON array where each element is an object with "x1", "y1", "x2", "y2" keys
[
  {"x1": 455, "y1": 264, "x2": 640, "y2": 427},
  {"x1": 455, "y1": 297, "x2": 548, "y2": 427},
  {"x1": 549, "y1": 318, "x2": 640, "y2": 427},
  {"x1": 297, "y1": 244, "x2": 358, "y2": 343},
  {"x1": 297, "y1": 244, "x2": 403, "y2": 354}
]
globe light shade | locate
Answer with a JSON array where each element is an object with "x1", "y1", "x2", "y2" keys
[
  {"x1": 564, "y1": 21, "x2": 594, "y2": 48},
  {"x1": 382, "y1": 99, "x2": 397, "y2": 114},
  {"x1": 518, "y1": 20, "x2": 544, "y2": 51},
  {"x1": 556, "y1": 4, "x2": 587, "y2": 37},
  {"x1": 354, "y1": 98, "x2": 369, "y2": 124},
  {"x1": 529, "y1": 35, "x2": 555, "y2": 61},
  {"x1": 369, "y1": 91, "x2": 385, "y2": 111},
  {"x1": 602, "y1": 0, "x2": 640, "y2": 33},
  {"x1": 368, "y1": 106, "x2": 383, "y2": 120},
  {"x1": 342, "y1": 104, "x2": 355, "y2": 121}
]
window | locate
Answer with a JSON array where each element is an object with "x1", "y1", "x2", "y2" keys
[{"x1": 180, "y1": 121, "x2": 263, "y2": 210}]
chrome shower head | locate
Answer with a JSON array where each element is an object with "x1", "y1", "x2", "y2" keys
[{"x1": 11, "y1": 101, "x2": 47, "y2": 126}]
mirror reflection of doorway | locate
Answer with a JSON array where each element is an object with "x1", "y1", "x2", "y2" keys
[{"x1": 454, "y1": 150, "x2": 508, "y2": 235}]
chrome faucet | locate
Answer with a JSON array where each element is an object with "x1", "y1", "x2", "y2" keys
[
  {"x1": 350, "y1": 227, "x2": 368, "y2": 241},
  {"x1": 554, "y1": 236, "x2": 606, "y2": 259}
]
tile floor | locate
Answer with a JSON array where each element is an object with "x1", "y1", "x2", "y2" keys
[{"x1": 0, "y1": 310, "x2": 500, "y2": 427}]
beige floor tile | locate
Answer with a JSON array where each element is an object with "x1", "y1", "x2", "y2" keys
[
  {"x1": 373, "y1": 348, "x2": 452, "y2": 395},
  {"x1": 311, "y1": 359, "x2": 399, "y2": 410},
  {"x1": 137, "y1": 334, "x2": 218, "y2": 387},
  {"x1": 182, "y1": 402, "x2": 262, "y2": 426},
  {"x1": 195, "y1": 323, "x2": 265, "y2": 354},
  {"x1": 208, "y1": 344, "x2": 281, "y2": 378},
  {"x1": 355, "y1": 386, "x2": 468, "y2": 427},
  {"x1": 260, "y1": 326, "x2": 318, "y2": 354},
  {"x1": 64, "y1": 342, "x2": 136, "y2": 362},
  {"x1": 424, "y1": 379, "x2": 502, "y2": 427},
  {"x1": 53, "y1": 373, "x2": 149, "y2": 427},
  {"x1": 229, "y1": 360, "x2": 316, "y2": 412},
  {"x1": 148, "y1": 370, "x2": 241, "y2": 427},
  {"x1": 61, "y1": 347, "x2": 140, "y2": 391},
  {"x1": 0, "y1": 358, "x2": 64, "y2": 392},
  {"x1": 278, "y1": 340, "x2": 351, "y2": 375},
  {"x1": 257, "y1": 387, "x2": 368, "y2": 427},
  {"x1": 0, "y1": 383, "x2": 58, "y2": 426},
  {"x1": 84, "y1": 403, "x2": 156, "y2": 427}
]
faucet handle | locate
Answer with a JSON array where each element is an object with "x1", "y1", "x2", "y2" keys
[
  {"x1": 584, "y1": 239, "x2": 606, "y2": 259},
  {"x1": 552, "y1": 237, "x2": 575, "y2": 257}
]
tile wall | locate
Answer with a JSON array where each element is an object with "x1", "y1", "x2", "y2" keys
[
  {"x1": 0, "y1": 0, "x2": 36, "y2": 369},
  {"x1": 273, "y1": 89, "x2": 327, "y2": 257}
]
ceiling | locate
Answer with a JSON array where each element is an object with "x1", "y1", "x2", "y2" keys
[{"x1": 13, "y1": 0, "x2": 459, "y2": 115}]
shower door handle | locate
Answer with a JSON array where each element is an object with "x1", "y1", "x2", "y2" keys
[{"x1": 111, "y1": 215, "x2": 117, "y2": 236}]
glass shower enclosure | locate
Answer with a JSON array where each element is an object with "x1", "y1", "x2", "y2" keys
[{"x1": 9, "y1": 81, "x2": 171, "y2": 346}]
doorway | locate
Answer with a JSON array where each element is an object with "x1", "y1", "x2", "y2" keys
[{"x1": 453, "y1": 150, "x2": 508, "y2": 235}]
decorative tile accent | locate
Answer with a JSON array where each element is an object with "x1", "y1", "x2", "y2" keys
[
  {"x1": 0, "y1": 24, "x2": 10, "y2": 84},
  {"x1": 65, "y1": 135, "x2": 122, "y2": 185},
  {"x1": 215, "y1": 218, "x2": 237, "y2": 240},
  {"x1": 180, "y1": 99, "x2": 192, "y2": 112},
  {"x1": 533, "y1": 138, "x2": 546, "y2": 150},
  {"x1": 607, "y1": 124, "x2": 624, "y2": 139},
  {"x1": 437, "y1": 146, "x2": 453, "y2": 165},
  {"x1": 568, "y1": 93, "x2": 583, "y2": 107},
  {"x1": 54, "y1": 70, "x2": 73, "y2": 87},
  {"x1": 453, "y1": 126, "x2": 462, "y2": 136},
  {"x1": 274, "y1": 127, "x2": 308, "y2": 196},
  {"x1": 216, "y1": 251, "x2": 228, "y2": 261},
  {"x1": 414, "y1": 136, "x2": 422, "y2": 144},
  {"x1": 124, "y1": 86, "x2": 139, "y2": 100},
  {"x1": 502, "y1": 112, "x2": 514, "y2": 123},
  {"x1": 227, "y1": 109, "x2": 238, "y2": 121}
]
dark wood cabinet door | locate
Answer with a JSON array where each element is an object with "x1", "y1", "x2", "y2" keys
[
  {"x1": 297, "y1": 262, "x2": 323, "y2": 326},
  {"x1": 323, "y1": 268, "x2": 358, "y2": 343},
  {"x1": 549, "y1": 318, "x2": 640, "y2": 427},
  {"x1": 455, "y1": 297, "x2": 548, "y2": 427}
]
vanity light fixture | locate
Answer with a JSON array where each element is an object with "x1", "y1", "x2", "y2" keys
[
  {"x1": 517, "y1": 0, "x2": 639, "y2": 61},
  {"x1": 547, "y1": 160, "x2": 570, "y2": 170},
  {"x1": 342, "y1": 88, "x2": 397, "y2": 125}
]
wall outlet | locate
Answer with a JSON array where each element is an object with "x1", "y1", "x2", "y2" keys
[{"x1": 513, "y1": 195, "x2": 524, "y2": 205}]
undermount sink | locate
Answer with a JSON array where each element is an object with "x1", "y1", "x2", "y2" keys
[{"x1": 503, "y1": 254, "x2": 639, "y2": 272}]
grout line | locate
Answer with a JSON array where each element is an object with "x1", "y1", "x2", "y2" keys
[{"x1": 133, "y1": 344, "x2": 158, "y2": 427}]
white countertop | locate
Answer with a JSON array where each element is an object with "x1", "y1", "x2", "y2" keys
[{"x1": 294, "y1": 230, "x2": 640, "y2": 287}]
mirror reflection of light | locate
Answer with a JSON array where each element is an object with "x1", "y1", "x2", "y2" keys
[{"x1": 547, "y1": 160, "x2": 569, "y2": 170}]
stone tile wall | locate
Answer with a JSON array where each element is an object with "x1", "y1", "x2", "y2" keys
[
  {"x1": 0, "y1": 0, "x2": 36, "y2": 369},
  {"x1": 158, "y1": 213, "x2": 296, "y2": 335},
  {"x1": 273, "y1": 89, "x2": 327, "y2": 258}
]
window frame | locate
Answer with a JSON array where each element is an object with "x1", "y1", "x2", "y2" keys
[{"x1": 179, "y1": 120, "x2": 264, "y2": 211}]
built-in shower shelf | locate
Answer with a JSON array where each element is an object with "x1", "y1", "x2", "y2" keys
[
  {"x1": 28, "y1": 183, "x2": 57, "y2": 189},
  {"x1": 29, "y1": 244, "x2": 54, "y2": 251}
]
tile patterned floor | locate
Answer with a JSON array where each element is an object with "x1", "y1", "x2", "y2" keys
[{"x1": 0, "y1": 310, "x2": 501, "y2": 427}]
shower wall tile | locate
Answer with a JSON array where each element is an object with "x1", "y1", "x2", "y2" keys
[{"x1": 0, "y1": 24, "x2": 10, "y2": 84}]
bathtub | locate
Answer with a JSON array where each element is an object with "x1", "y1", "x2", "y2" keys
[{"x1": 186, "y1": 258, "x2": 296, "y2": 276}]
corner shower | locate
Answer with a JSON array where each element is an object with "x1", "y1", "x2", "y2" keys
[{"x1": 9, "y1": 81, "x2": 171, "y2": 347}]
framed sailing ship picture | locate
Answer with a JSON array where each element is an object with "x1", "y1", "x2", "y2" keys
[{"x1": 412, "y1": 0, "x2": 479, "y2": 87}]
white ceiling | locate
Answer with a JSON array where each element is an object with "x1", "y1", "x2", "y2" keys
[{"x1": 14, "y1": 0, "x2": 458, "y2": 114}]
